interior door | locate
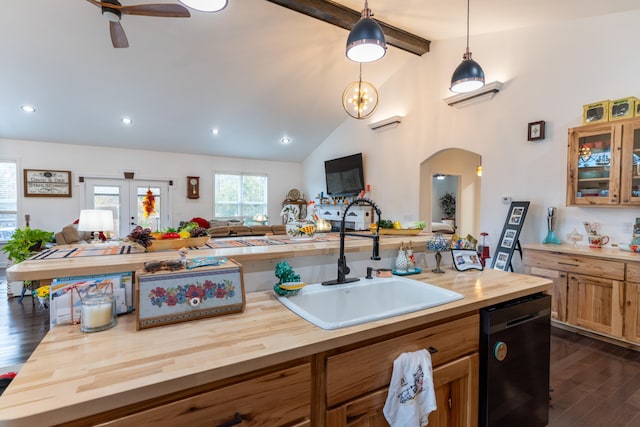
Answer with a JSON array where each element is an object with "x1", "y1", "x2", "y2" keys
[{"x1": 84, "y1": 178, "x2": 171, "y2": 239}]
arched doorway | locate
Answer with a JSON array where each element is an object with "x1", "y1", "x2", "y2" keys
[{"x1": 419, "y1": 149, "x2": 481, "y2": 237}]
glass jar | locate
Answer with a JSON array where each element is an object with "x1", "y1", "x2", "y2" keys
[{"x1": 81, "y1": 294, "x2": 117, "y2": 333}]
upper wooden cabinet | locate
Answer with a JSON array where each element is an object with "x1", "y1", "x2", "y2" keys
[{"x1": 567, "y1": 117, "x2": 640, "y2": 206}]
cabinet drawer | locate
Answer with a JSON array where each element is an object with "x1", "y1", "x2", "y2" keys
[
  {"x1": 100, "y1": 363, "x2": 310, "y2": 427},
  {"x1": 524, "y1": 250, "x2": 624, "y2": 280},
  {"x1": 627, "y1": 262, "x2": 640, "y2": 283},
  {"x1": 326, "y1": 314, "x2": 478, "y2": 407}
]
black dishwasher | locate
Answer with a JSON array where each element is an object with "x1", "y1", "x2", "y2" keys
[{"x1": 479, "y1": 293, "x2": 551, "y2": 427}]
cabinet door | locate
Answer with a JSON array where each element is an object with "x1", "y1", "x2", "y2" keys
[
  {"x1": 326, "y1": 354, "x2": 479, "y2": 427},
  {"x1": 526, "y1": 266, "x2": 568, "y2": 322},
  {"x1": 619, "y1": 120, "x2": 640, "y2": 205},
  {"x1": 566, "y1": 122, "x2": 621, "y2": 206},
  {"x1": 624, "y1": 281, "x2": 640, "y2": 343},
  {"x1": 567, "y1": 274, "x2": 624, "y2": 337}
]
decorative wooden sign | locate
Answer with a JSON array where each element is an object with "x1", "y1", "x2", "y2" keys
[{"x1": 24, "y1": 169, "x2": 72, "y2": 197}]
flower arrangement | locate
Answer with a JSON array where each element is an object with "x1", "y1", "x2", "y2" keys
[
  {"x1": 33, "y1": 285, "x2": 50, "y2": 308},
  {"x1": 142, "y1": 188, "x2": 156, "y2": 218},
  {"x1": 147, "y1": 279, "x2": 235, "y2": 308}
]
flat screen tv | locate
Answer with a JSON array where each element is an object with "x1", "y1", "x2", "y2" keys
[{"x1": 324, "y1": 153, "x2": 365, "y2": 196}]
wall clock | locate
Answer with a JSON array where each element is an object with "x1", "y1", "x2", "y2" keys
[{"x1": 187, "y1": 176, "x2": 200, "y2": 199}]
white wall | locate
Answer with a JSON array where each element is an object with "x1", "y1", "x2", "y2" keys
[
  {"x1": 0, "y1": 138, "x2": 302, "y2": 234},
  {"x1": 303, "y1": 11, "x2": 640, "y2": 263}
]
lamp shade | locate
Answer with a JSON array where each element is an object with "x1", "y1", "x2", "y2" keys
[
  {"x1": 78, "y1": 209, "x2": 114, "y2": 233},
  {"x1": 346, "y1": 3, "x2": 386, "y2": 63},
  {"x1": 450, "y1": 54, "x2": 485, "y2": 93},
  {"x1": 180, "y1": 0, "x2": 227, "y2": 12}
]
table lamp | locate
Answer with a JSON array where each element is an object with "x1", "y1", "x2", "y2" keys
[{"x1": 78, "y1": 209, "x2": 114, "y2": 243}]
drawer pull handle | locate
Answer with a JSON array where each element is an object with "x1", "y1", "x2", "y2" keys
[
  {"x1": 217, "y1": 413, "x2": 242, "y2": 427},
  {"x1": 558, "y1": 262, "x2": 579, "y2": 267},
  {"x1": 428, "y1": 346, "x2": 438, "y2": 354}
]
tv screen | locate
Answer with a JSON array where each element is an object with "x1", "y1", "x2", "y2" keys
[{"x1": 325, "y1": 153, "x2": 365, "y2": 196}]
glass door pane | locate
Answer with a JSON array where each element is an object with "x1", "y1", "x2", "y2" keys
[
  {"x1": 576, "y1": 132, "x2": 612, "y2": 199},
  {"x1": 85, "y1": 179, "x2": 171, "y2": 238}
]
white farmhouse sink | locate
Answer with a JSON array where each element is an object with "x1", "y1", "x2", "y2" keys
[{"x1": 275, "y1": 276, "x2": 464, "y2": 330}]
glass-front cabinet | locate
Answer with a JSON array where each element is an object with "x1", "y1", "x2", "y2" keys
[{"x1": 567, "y1": 117, "x2": 640, "y2": 206}]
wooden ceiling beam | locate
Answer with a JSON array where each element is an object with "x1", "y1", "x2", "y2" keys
[{"x1": 265, "y1": 0, "x2": 430, "y2": 56}]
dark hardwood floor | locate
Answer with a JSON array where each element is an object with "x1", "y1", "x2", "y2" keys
[
  {"x1": 2, "y1": 275, "x2": 640, "y2": 425},
  {"x1": 0, "y1": 278, "x2": 50, "y2": 372}
]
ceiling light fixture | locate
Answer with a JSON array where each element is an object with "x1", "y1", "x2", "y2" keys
[
  {"x1": 180, "y1": 0, "x2": 227, "y2": 12},
  {"x1": 211, "y1": 128, "x2": 220, "y2": 135},
  {"x1": 21, "y1": 105, "x2": 35, "y2": 113},
  {"x1": 450, "y1": 0, "x2": 485, "y2": 93},
  {"x1": 280, "y1": 137, "x2": 291, "y2": 145},
  {"x1": 342, "y1": 63, "x2": 379, "y2": 120},
  {"x1": 121, "y1": 117, "x2": 132, "y2": 124},
  {"x1": 346, "y1": 0, "x2": 386, "y2": 63}
]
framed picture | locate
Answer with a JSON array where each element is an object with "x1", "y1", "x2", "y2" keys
[
  {"x1": 527, "y1": 121, "x2": 545, "y2": 141},
  {"x1": 24, "y1": 169, "x2": 72, "y2": 197},
  {"x1": 491, "y1": 201, "x2": 530, "y2": 272},
  {"x1": 451, "y1": 249, "x2": 483, "y2": 271}
]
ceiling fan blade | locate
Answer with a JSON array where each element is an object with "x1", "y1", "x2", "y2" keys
[
  {"x1": 84, "y1": 0, "x2": 103, "y2": 8},
  {"x1": 110, "y1": 21, "x2": 129, "y2": 48},
  {"x1": 119, "y1": 4, "x2": 190, "y2": 18}
]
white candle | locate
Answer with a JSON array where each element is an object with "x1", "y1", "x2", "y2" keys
[{"x1": 81, "y1": 295, "x2": 116, "y2": 332}]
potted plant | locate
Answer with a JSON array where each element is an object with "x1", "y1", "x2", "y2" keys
[
  {"x1": 2, "y1": 227, "x2": 54, "y2": 265},
  {"x1": 440, "y1": 192, "x2": 456, "y2": 220}
]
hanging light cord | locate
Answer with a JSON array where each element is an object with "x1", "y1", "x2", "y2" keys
[{"x1": 465, "y1": 0, "x2": 470, "y2": 56}]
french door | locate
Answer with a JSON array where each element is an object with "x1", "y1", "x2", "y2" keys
[{"x1": 83, "y1": 178, "x2": 171, "y2": 239}]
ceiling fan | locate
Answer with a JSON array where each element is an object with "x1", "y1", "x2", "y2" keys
[{"x1": 84, "y1": 0, "x2": 190, "y2": 48}]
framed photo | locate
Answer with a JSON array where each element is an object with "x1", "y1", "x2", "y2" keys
[
  {"x1": 24, "y1": 169, "x2": 72, "y2": 197},
  {"x1": 136, "y1": 259, "x2": 245, "y2": 330},
  {"x1": 452, "y1": 249, "x2": 483, "y2": 271},
  {"x1": 527, "y1": 120, "x2": 545, "y2": 141},
  {"x1": 491, "y1": 201, "x2": 530, "y2": 272}
]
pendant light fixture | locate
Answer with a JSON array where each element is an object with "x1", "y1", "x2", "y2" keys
[
  {"x1": 342, "y1": 63, "x2": 379, "y2": 119},
  {"x1": 180, "y1": 0, "x2": 227, "y2": 12},
  {"x1": 346, "y1": 0, "x2": 386, "y2": 63},
  {"x1": 450, "y1": 0, "x2": 485, "y2": 93}
]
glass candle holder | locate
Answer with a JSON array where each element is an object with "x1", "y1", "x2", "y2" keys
[{"x1": 81, "y1": 294, "x2": 117, "y2": 333}]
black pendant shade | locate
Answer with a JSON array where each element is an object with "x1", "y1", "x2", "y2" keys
[
  {"x1": 346, "y1": 1, "x2": 386, "y2": 63},
  {"x1": 450, "y1": 50, "x2": 485, "y2": 93}
]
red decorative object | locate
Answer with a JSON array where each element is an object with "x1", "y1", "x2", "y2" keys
[
  {"x1": 190, "y1": 217, "x2": 210, "y2": 229},
  {"x1": 142, "y1": 188, "x2": 156, "y2": 218}
]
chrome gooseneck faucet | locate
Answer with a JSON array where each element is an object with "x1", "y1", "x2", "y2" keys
[{"x1": 322, "y1": 198, "x2": 382, "y2": 286}]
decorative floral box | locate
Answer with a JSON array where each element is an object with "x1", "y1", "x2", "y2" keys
[{"x1": 136, "y1": 258, "x2": 245, "y2": 330}]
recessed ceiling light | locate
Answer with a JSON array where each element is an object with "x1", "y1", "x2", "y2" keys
[
  {"x1": 280, "y1": 137, "x2": 291, "y2": 145},
  {"x1": 121, "y1": 117, "x2": 132, "y2": 125},
  {"x1": 211, "y1": 128, "x2": 220, "y2": 135},
  {"x1": 21, "y1": 105, "x2": 35, "y2": 113}
]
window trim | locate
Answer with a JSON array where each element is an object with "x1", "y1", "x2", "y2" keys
[{"x1": 0, "y1": 158, "x2": 19, "y2": 243}]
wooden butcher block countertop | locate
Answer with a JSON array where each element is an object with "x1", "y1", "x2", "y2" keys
[{"x1": 0, "y1": 268, "x2": 551, "y2": 426}]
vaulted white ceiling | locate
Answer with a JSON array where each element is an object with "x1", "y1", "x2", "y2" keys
[{"x1": 1, "y1": 0, "x2": 638, "y2": 162}]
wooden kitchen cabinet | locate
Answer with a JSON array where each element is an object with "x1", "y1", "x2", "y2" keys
[
  {"x1": 566, "y1": 273, "x2": 624, "y2": 337},
  {"x1": 326, "y1": 354, "x2": 478, "y2": 427},
  {"x1": 624, "y1": 263, "x2": 640, "y2": 343},
  {"x1": 93, "y1": 362, "x2": 311, "y2": 427},
  {"x1": 567, "y1": 117, "x2": 640, "y2": 206},
  {"x1": 523, "y1": 245, "x2": 640, "y2": 347},
  {"x1": 325, "y1": 315, "x2": 479, "y2": 427}
]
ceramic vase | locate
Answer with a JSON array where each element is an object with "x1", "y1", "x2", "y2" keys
[{"x1": 395, "y1": 244, "x2": 408, "y2": 272}]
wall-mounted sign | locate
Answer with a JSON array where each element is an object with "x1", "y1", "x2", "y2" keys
[{"x1": 24, "y1": 169, "x2": 72, "y2": 197}]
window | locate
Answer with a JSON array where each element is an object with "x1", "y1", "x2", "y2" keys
[
  {"x1": 0, "y1": 161, "x2": 18, "y2": 241},
  {"x1": 214, "y1": 173, "x2": 268, "y2": 219}
]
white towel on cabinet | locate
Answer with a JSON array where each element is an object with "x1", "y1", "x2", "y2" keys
[{"x1": 383, "y1": 349, "x2": 437, "y2": 427}]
